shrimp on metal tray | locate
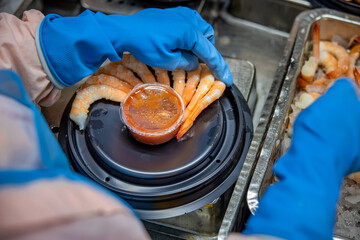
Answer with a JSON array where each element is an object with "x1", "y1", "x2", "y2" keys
[
  {"x1": 301, "y1": 24, "x2": 320, "y2": 81},
  {"x1": 184, "y1": 64, "x2": 215, "y2": 119},
  {"x1": 81, "y1": 74, "x2": 133, "y2": 93},
  {"x1": 70, "y1": 85, "x2": 128, "y2": 130},
  {"x1": 347, "y1": 44, "x2": 360, "y2": 80},
  {"x1": 172, "y1": 69, "x2": 186, "y2": 96},
  {"x1": 182, "y1": 65, "x2": 202, "y2": 106},
  {"x1": 177, "y1": 80, "x2": 226, "y2": 139},
  {"x1": 320, "y1": 41, "x2": 350, "y2": 79},
  {"x1": 120, "y1": 53, "x2": 156, "y2": 83},
  {"x1": 353, "y1": 67, "x2": 360, "y2": 88},
  {"x1": 152, "y1": 67, "x2": 170, "y2": 86}
]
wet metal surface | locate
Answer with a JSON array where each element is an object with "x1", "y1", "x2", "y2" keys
[{"x1": 215, "y1": 10, "x2": 290, "y2": 129}]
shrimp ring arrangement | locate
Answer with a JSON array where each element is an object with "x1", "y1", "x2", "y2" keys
[
  {"x1": 286, "y1": 23, "x2": 360, "y2": 183},
  {"x1": 60, "y1": 54, "x2": 253, "y2": 219},
  {"x1": 69, "y1": 53, "x2": 226, "y2": 142}
]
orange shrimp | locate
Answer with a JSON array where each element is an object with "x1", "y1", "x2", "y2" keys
[
  {"x1": 81, "y1": 74, "x2": 133, "y2": 93},
  {"x1": 182, "y1": 65, "x2": 202, "y2": 106},
  {"x1": 319, "y1": 51, "x2": 338, "y2": 75},
  {"x1": 294, "y1": 92, "x2": 321, "y2": 109},
  {"x1": 177, "y1": 81, "x2": 226, "y2": 139},
  {"x1": 120, "y1": 53, "x2": 156, "y2": 83},
  {"x1": 70, "y1": 85, "x2": 127, "y2": 130},
  {"x1": 348, "y1": 34, "x2": 360, "y2": 48},
  {"x1": 152, "y1": 67, "x2": 170, "y2": 86},
  {"x1": 320, "y1": 41, "x2": 350, "y2": 79},
  {"x1": 301, "y1": 24, "x2": 320, "y2": 81},
  {"x1": 95, "y1": 62, "x2": 142, "y2": 87},
  {"x1": 184, "y1": 64, "x2": 215, "y2": 119},
  {"x1": 346, "y1": 44, "x2": 360, "y2": 79},
  {"x1": 353, "y1": 67, "x2": 360, "y2": 88},
  {"x1": 172, "y1": 69, "x2": 186, "y2": 96}
]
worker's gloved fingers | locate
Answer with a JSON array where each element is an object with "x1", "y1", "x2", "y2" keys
[
  {"x1": 38, "y1": 11, "x2": 120, "y2": 87},
  {"x1": 192, "y1": 32, "x2": 233, "y2": 86},
  {"x1": 293, "y1": 77, "x2": 360, "y2": 174},
  {"x1": 166, "y1": 7, "x2": 215, "y2": 45},
  {"x1": 175, "y1": 51, "x2": 199, "y2": 71}
]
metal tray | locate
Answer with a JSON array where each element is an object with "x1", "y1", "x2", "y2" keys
[{"x1": 246, "y1": 8, "x2": 360, "y2": 240}]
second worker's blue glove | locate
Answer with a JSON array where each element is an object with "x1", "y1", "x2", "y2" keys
[
  {"x1": 36, "y1": 7, "x2": 232, "y2": 89},
  {"x1": 242, "y1": 78, "x2": 360, "y2": 240}
]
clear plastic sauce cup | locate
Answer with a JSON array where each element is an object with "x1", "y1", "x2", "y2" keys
[{"x1": 121, "y1": 83, "x2": 185, "y2": 145}]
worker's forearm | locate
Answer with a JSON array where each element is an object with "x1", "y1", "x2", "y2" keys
[{"x1": 0, "y1": 10, "x2": 61, "y2": 107}]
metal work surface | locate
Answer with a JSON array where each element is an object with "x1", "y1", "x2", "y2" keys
[
  {"x1": 215, "y1": 2, "x2": 304, "y2": 129},
  {"x1": 246, "y1": 9, "x2": 360, "y2": 240}
]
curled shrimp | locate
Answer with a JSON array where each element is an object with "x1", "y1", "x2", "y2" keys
[
  {"x1": 353, "y1": 67, "x2": 360, "y2": 88},
  {"x1": 70, "y1": 85, "x2": 127, "y2": 130},
  {"x1": 319, "y1": 51, "x2": 338, "y2": 74},
  {"x1": 152, "y1": 67, "x2": 170, "y2": 86},
  {"x1": 172, "y1": 69, "x2": 186, "y2": 96},
  {"x1": 347, "y1": 44, "x2": 360, "y2": 80},
  {"x1": 301, "y1": 24, "x2": 320, "y2": 81},
  {"x1": 95, "y1": 62, "x2": 142, "y2": 87},
  {"x1": 177, "y1": 81, "x2": 226, "y2": 139},
  {"x1": 320, "y1": 41, "x2": 350, "y2": 79},
  {"x1": 348, "y1": 34, "x2": 360, "y2": 48},
  {"x1": 294, "y1": 92, "x2": 321, "y2": 109},
  {"x1": 120, "y1": 53, "x2": 156, "y2": 83},
  {"x1": 182, "y1": 65, "x2": 202, "y2": 106},
  {"x1": 81, "y1": 74, "x2": 133, "y2": 93},
  {"x1": 184, "y1": 64, "x2": 215, "y2": 119}
]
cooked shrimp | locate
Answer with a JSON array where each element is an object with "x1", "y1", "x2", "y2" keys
[
  {"x1": 182, "y1": 65, "x2": 202, "y2": 106},
  {"x1": 353, "y1": 67, "x2": 360, "y2": 88},
  {"x1": 348, "y1": 34, "x2": 360, "y2": 48},
  {"x1": 320, "y1": 41, "x2": 350, "y2": 79},
  {"x1": 301, "y1": 56, "x2": 318, "y2": 82},
  {"x1": 177, "y1": 81, "x2": 226, "y2": 139},
  {"x1": 184, "y1": 64, "x2": 215, "y2": 119},
  {"x1": 294, "y1": 92, "x2": 321, "y2": 109},
  {"x1": 346, "y1": 44, "x2": 360, "y2": 79},
  {"x1": 81, "y1": 74, "x2": 133, "y2": 93},
  {"x1": 348, "y1": 172, "x2": 360, "y2": 183},
  {"x1": 172, "y1": 69, "x2": 186, "y2": 96},
  {"x1": 120, "y1": 53, "x2": 156, "y2": 83},
  {"x1": 95, "y1": 62, "x2": 142, "y2": 87},
  {"x1": 70, "y1": 85, "x2": 127, "y2": 130},
  {"x1": 152, "y1": 67, "x2": 170, "y2": 86},
  {"x1": 319, "y1": 51, "x2": 338, "y2": 74},
  {"x1": 300, "y1": 24, "x2": 320, "y2": 81}
]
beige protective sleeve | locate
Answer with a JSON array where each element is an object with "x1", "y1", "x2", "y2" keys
[
  {"x1": 0, "y1": 177, "x2": 151, "y2": 240},
  {"x1": 0, "y1": 10, "x2": 61, "y2": 107}
]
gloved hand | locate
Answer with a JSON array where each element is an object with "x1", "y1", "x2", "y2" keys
[
  {"x1": 37, "y1": 7, "x2": 232, "y2": 89},
  {"x1": 242, "y1": 78, "x2": 360, "y2": 240}
]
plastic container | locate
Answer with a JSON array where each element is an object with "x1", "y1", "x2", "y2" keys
[{"x1": 121, "y1": 83, "x2": 185, "y2": 145}]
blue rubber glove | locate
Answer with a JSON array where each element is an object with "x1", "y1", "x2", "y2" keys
[
  {"x1": 37, "y1": 7, "x2": 232, "y2": 89},
  {"x1": 243, "y1": 78, "x2": 360, "y2": 240}
]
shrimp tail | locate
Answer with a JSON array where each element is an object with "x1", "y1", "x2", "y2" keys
[
  {"x1": 70, "y1": 85, "x2": 127, "y2": 130},
  {"x1": 312, "y1": 23, "x2": 320, "y2": 59},
  {"x1": 177, "y1": 81, "x2": 226, "y2": 139},
  {"x1": 353, "y1": 67, "x2": 360, "y2": 88},
  {"x1": 176, "y1": 118, "x2": 194, "y2": 140}
]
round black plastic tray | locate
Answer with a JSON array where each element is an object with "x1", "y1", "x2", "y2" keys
[{"x1": 58, "y1": 84, "x2": 253, "y2": 219}]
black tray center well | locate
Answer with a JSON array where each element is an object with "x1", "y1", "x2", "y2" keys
[{"x1": 85, "y1": 100, "x2": 223, "y2": 178}]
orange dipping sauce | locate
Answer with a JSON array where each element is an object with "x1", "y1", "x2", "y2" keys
[{"x1": 121, "y1": 84, "x2": 185, "y2": 145}]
